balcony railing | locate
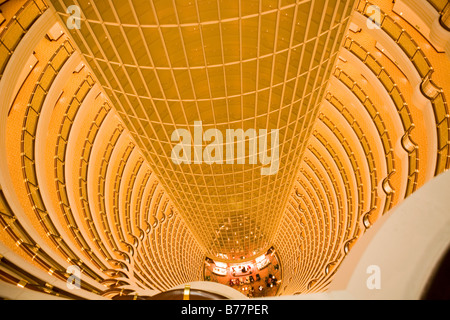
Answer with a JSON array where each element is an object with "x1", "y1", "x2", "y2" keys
[
  {"x1": 356, "y1": 0, "x2": 433, "y2": 78},
  {"x1": 343, "y1": 37, "x2": 420, "y2": 197},
  {"x1": 0, "y1": 0, "x2": 47, "y2": 77}
]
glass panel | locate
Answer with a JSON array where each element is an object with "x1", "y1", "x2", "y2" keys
[
  {"x1": 23, "y1": 157, "x2": 37, "y2": 186},
  {"x1": 51, "y1": 48, "x2": 70, "y2": 71},
  {"x1": 428, "y1": 0, "x2": 448, "y2": 12},
  {"x1": 353, "y1": 123, "x2": 364, "y2": 139},
  {"x1": 386, "y1": 151, "x2": 394, "y2": 172},
  {"x1": 25, "y1": 108, "x2": 39, "y2": 134},
  {"x1": 438, "y1": 122, "x2": 449, "y2": 149},
  {"x1": 433, "y1": 93, "x2": 448, "y2": 123},
  {"x1": 342, "y1": 108, "x2": 353, "y2": 123},
  {"x1": 0, "y1": 190, "x2": 13, "y2": 217},
  {"x1": 341, "y1": 73, "x2": 354, "y2": 89},
  {"x1": 436, "y1": 145, "x2": 449, "y2": 174},
  {"x1": 34, "y1": 0, "x2": 48, "y2": 11},
  {"x1": 22, "y1": 131, "x2": 35, "y2": 159},
  {"x1": 63, "y1": 41, "x2": 74, "y2": 54},
  {"x1": 350, "y1": 42, "x2": 367, "y2": 61},
  {"x1": 398, "y1": 33, "x2": 418, "y2": 58},
  {"x1": 82, "y1": 142, "x2": 92, "y2": 161},
  {"x1": 29, "y1": 185, "x2": 45, "y2": 212},
  {"x1": 330, "y1": 96, "x2": 342, "y2": 110},
  {"x1": 2, "y1": 22, "x2": 24, "y2": 50},
  {"x1": 374, "y1": 115, "x2": 385, "y2": 134},
  {"x1": 66, "y1": 100, "x2": 80, "y2": 121},
  {"x1": 17, "y1": 2, "x2": 40, "y2": 30},
  {"x1": 56, "y1": 139, "x2": 67, "y2": 161},
  {"x1": 76, "y1": 81, "x2": 91, "y2": 102},
  {"x1": 39, "y1": 68, "x2": 56, "y2": 91},
  {"x1": 58, "y1": 182, "x2": 69, "y2": 205},
  {"x1": 60, "y1": 118, "x2": 72, "y2": 140},
  {"x1": 356, "y1": 1, "x2": 367, "y2": 12},
  {"x1": 399, "y1": 107, "x2": 412, "y2": 130},
  {"x1": 364, "y1": 99, "x2": 377, "y2": 118},
  {"x1": 343, "y1": 37, "x2": 352, "y2": 49},
  {"x1": 0, "y1": 43, "x2": 10, "y2": 74},
  {"x1": 361, "y1": 138, "x2": 371, "y2": 155},
  {"x1": 378, "y1": 70, "x2": 394, "y2": 92},
  {"x1": 110, "y1": 129, "x2": 122, "y2": 145},
  {"x1": 55, "y1": 158, "x2": 64, "y2": 182},
  {"x1": 391, "y1": 87, "x2": 404, "y2": 110},
  {"x1": 409, "y1": 156, "x2": 417, "y2": 174},
  {"x1": 353, "y1": 85, "x2": 366, "y2": 102},
  {"x1": 80, "y1": 161, "x2": 88, "y2": 180},
  {"x1": 405, "y1": 175, "x2": 415, "y2": 196},
  {"x1": 31, "y1": 85, "x2": 46, "y2": 112}
]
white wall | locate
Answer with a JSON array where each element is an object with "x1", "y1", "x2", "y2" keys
[{"x1": 326, "y1": 170, "x2": 450, "y2": 299}]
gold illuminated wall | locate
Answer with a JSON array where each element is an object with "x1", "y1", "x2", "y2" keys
[
  {"x1": 0, "y1": 0, "x2": 204, "y2": 299},
  {"x1": 274, "y1": 0, "x2": 450, "y2": 295},
  {"x1": 49, "y1": 0, "x2": 357, "y2": 261}
]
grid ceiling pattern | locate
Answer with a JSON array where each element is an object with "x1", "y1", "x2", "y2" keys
[{"x1": 50, "y1": 0, "x2": 355, "y2": 261}]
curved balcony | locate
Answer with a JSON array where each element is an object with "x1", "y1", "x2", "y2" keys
[
  {"x1": 343, "y1": 37, "x2": 419, "y2": 198},
  {"x1": 356, "y1": 1, "x2": 449, "y2": 176},
  {"x1": 0, "y1": 0, "x2": 48, "y2": 77}
]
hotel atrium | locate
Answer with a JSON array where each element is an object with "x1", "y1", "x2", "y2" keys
[{"x1": 0, "y1": 0, "x2": 449, "y2": 300}]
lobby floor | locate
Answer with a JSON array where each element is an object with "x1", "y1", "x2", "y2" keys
[{"x1": 203, "y1": 251, "x2": 282, "y2": 298}]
